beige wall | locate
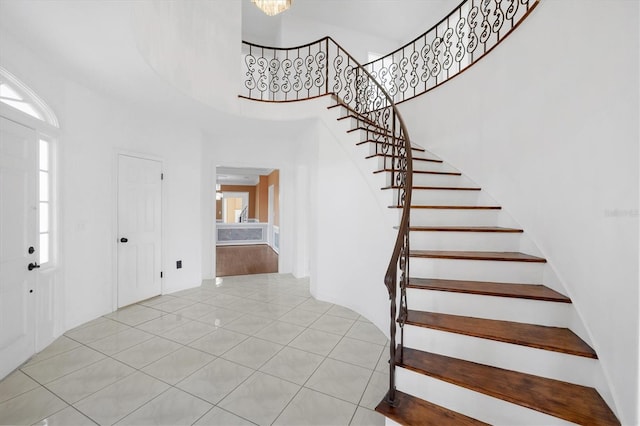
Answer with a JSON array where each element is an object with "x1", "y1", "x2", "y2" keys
[
  {"x1": 224, "y1": 197, "x2": 243, "y2": 223},
  {"x1": 268, "y1": 170, "x2": 279, "y2": 226},
  {"x1": 256, "y1": 176, "x2": 269, "y2": 223},
  {"x1": 255, "y1": 171, "x2": 279, "y2": 225},
  {"x1": 216, "y1": 184, "x2": 257, "y2": 221},
  {"x1": 216, "y1": 174, "x2": 278, "y2": 224}
]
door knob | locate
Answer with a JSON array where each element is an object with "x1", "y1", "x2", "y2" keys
[
  {"x1": 28, "y1": 262, "x2": 40, "y2": 271},
  {"x1": 120, "y1": 237, "x2": 128, "y2": 243}
]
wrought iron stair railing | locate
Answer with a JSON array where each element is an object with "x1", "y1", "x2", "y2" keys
[
  {"x1": 239, "y1": 0, "x2": 541, "y2": 406},
  {"x1": 364, "y1": 0, "x2": 540, "y2": 104}
]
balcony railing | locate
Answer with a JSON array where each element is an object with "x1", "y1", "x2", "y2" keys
[{"x1": 364, "y1": 0, "x2": 540, "y2": 104}]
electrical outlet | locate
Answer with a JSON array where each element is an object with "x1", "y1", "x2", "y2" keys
[{"x1": 176, "y1": 260, "x2": 182, "y2": 269}]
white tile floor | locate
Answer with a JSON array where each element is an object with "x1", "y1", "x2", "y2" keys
[{"x1": 0, "y1": 274, "x2": 389, "y2": 426}]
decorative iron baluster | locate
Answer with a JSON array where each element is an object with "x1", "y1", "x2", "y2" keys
[{"x1": 240, "y1": 0, "x2": 540, "y2": 103}]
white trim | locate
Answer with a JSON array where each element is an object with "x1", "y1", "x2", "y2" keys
[
  {"x1": 216, "y1": 222, "x2": 269, "y2": 245},
  {"x1": 268, "y1": 184, "x2": 275, "y2": 246},
  {"x1": 37, "y1": 137, "x2": 56, "y2": 270},
  {"x1": 0, "y1": 67, "x2": 59, "y2": 128},
  {"x1": 271, "y1": 225, "x2": 280, "y2": 254}
]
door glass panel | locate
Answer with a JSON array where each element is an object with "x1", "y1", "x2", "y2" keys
[
  {"x1": 39, "y1": 140, "x2": 48, "y2": 171},
  {"x1": 39, "y1": 171, "x2": 48, "y2": 201},
  {"x1": 39, "y1": 202, "x2": 49, "y2": 232},
  {"x1": 0, "y1": 98, "x2": 43, "y2": 120},
  {"x1": 39, "y1": 233, "x2": 49, "y2": 264}
]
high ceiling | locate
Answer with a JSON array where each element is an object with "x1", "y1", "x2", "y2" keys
[
  {"x1": 0, "y1": 0, "x2": 459, "y2": 185},
  {"x1": 242, "y1": 0, "x2": 457, "y2": 46},
  {"x1": 0, "y1": 0, "x2": 457, "y2": 128}
]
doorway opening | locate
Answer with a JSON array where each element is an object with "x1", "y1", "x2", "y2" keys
[{"x1": 215, "y1": 167, "x2": 279, "y2": 276}]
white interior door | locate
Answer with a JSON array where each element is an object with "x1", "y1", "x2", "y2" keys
[
  {"x1": 0, "y1": 116, "x2": 37, "y2": 379},
  {"x1": 117, "y1": 154, "x2": 162, "y2": 308}
]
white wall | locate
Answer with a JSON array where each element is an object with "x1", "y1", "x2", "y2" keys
[
  {"x1": 200, "y1": 98, "x2": 397, "y2": 334},
  {"x1": 309, "y1": 117, "x2": 396, "y2": 333},
  {"x1": 132, "y1": 0, "x2": 242, "y2": 114},
  {"x1": 62, "y1": 84, "x2": 203, "y2": 328},
  {"x1": 398, "y1": 1, "x2": 639, "y2": 423},
  {"x1": 200, "y1": 114, "x2": 316, "y2": 281},
  {"x1": 1, "y1": 31, "x2": 203, "y2": 338}
]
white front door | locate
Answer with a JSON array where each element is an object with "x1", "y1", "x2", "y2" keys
[
  {"x1": 117, "y1": 154, "x2": 162, "y2": 308},
  {"x1": 0, "y1": 117, "x2": 37, "y2": 378}
]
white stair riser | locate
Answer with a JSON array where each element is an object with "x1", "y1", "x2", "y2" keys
[
  {"x1": 388, "y1": 189, "x2": 482, "y2": 206},
  {"x1": 404, "y1": 209, "x2": 502, "y2": 226},
  {"x1": 403, "y1": 326, "x2": 598, "y2": 388},
  {"x1": 348, "y1": 116, "x2": 388, "y2": 130},
  {"x1": 370, "y1": 155, "x2": 447, "y2": 172},
  {"x1": 407, "y1": 189, "x2": 487, "y2": 205},
  {"x1": 411, "y1": 160, "x2": 459, "y2": 173},
  {"x1": 410, "y1": 173, "x2": 472, "y2": 187},
  {"x1": 382, "y1": 171, "x2": 467, "y2": 187},
  {"x1": 354, "y1": 128, "x2": 394, "y2": 143},
  {"x1": 406, "y1": 289, "x2": 571, "y2": 327},
  {"x1": 396, "y1": 367, "x2": 575, "y2": 426},
  {"x1": 409, "y1": 258, "x2": 544, "y2": 284},
  {"x1": 410, "y1": 231, "x2": 523, "y2": 251},
  {"x1": 360, "y1": 141, "x2": 427, "y2": 158}
]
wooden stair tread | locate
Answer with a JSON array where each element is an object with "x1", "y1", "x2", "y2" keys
[
  {"x1": 410, "y1": 250, "x2": 546, "y2": 262},
  {"x1": 375, "y1": 169, "x2": 461, "y2": 176},
  {"x1": 408, "y1": 278, "x2": 571, "y2": 303},
  {"x1": 410, "y1": 226, "x2": 521, "y2": 232},
  {"x1": 398, "y1": 348, "x2": 618, "y2": 425},
  {"x1": 383, "y1": 186, "x2": 480, "y2": 191},
  {"x1": 389, "y1": 205, "x2": 501, "y2": 209},
  {"x1": 375, "y1": 390, "x2": 488, "y2": 426},
  {"x1": 357, "y1": 140, "x2": 425, "y2": 152},
  {"x1": 405, "y1": 310, "x2": 596, "y2": 358},
  {"x1": 366, "y1": 153, "x2": 442, "y2": 163}
]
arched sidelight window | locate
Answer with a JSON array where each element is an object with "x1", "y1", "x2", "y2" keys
[{"x1": 0, "y1": 67, "x2": 58, "y2": 266}]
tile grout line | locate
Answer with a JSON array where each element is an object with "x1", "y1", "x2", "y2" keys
[{"x1": 3, "y1": 274, "x2": 387, "y2": 426}]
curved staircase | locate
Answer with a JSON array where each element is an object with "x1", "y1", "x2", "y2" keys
[
  {"x1": 240, "y1": 0, "x2": 622, "y2": 423},
  {"x1": 328, "y1": 98, "x2": 620, "y2": 425}
]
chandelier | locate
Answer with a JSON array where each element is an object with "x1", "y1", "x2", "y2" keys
[{"x1": 252, "y1": 0, "x2": 292, "y2": 16}]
